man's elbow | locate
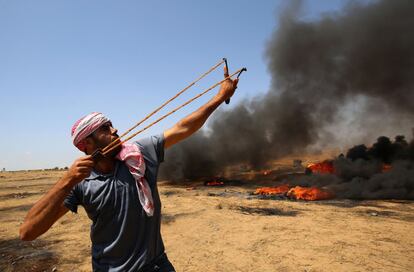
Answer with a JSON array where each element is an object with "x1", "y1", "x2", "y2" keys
[
  {"x1": 19, "y1": 225, "x2": 36, "y2": 241},
  {"x1": 164, "y1": 125, "x2": 192, "y2": 149}
]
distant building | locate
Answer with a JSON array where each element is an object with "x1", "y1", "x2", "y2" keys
[{"x1": 2, "y1": 168, "x2": 5, "y2": 172}]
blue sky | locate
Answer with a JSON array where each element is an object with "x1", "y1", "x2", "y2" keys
[{"x1": 0, "y1": 0, "x2": 347, "y2": 170}]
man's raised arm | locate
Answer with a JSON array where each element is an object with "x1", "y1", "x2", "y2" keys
[{"x1": 164, "y1": 68, "x2": 238, "y2": 149}]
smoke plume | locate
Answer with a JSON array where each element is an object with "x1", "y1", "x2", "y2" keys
[
  {"x1": 288, "y1": 135, "x2": 414, "y2": 199},
  {"x1": 161, "y1": 0, "x2": 414, "y2": 181}
]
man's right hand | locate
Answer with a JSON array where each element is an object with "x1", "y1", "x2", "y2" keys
[
  {"x1": 64, "y1": 155, "x2": 94, "y2": 184},
  {"x1": 20, "y1": 156, "x2": 93, "y2": 241}
]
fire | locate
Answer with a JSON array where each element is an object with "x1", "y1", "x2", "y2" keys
[
  {"x1": 254, "y1": 184, "x2": 334, "y2": 201},
  {"x1": 287, "y1": 186, "x2": 334, "y2": 201},
  {"x1": 381, "y1": 164, "x2": 392, "y2": 173},
  {"x1": 204, "y1": 177, "x2": 225, "y2": 186},
  {"x1": 306, "y1": 160, "x2": 334, "y2": 174},
  {"x1": 254, "y1": 184, "x2": 290, "y2": 195},
  {"x1": 262, "y1": 170, "x2": 272, "y2": 176},
  {"x1": 205, "y1": 180, "x2": 224, "y2": 186}
]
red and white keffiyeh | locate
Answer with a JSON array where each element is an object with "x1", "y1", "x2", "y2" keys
[
  {"x1": 71, "y1": 112, "x2": 154, "y2": 216},
  {"x1": 71, "y1": 112, "x2": 110, "y2": 152},
  {"x1": 116, "y1": 142, "x2": 154, "y2": 216}
]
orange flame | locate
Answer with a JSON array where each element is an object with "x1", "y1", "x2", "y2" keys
[
  {"x1": 287, "y1": 186, "x2": 334, "y2": 201},
  {"x1": 204, "y1": 176, "x2": 226, "y2": 186},
  {"x1": 205, "y1": 180, "x2": 225, "y2": 186},
  {"x1": 381, "y1": 164, "x2": 392, "y2": 173},
  {"x1": 254, "y1": 184, "x2": 290, "y2": 195},
  {"x1": 306, "y1": 160, "x2": 334, "y2": 174},
  {"x1": 262, "y1": 170, "x2": 272, "y2": 176}
]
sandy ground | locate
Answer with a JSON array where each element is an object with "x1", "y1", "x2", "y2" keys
[{"x1": 1, "y1": 169, "x2": 413, "y2": 272}]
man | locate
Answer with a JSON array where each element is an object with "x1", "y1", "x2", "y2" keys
[{"x1": 19, "y1": 68, "x2": 238, "y2": 271}]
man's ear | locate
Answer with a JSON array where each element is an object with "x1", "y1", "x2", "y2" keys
[{"x1": 84, "y1": 136, "x2": 96, "y2": 155}]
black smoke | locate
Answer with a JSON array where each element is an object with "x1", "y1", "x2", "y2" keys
[
  {"x1": 346, "y1": 135, "x2": 414, "y2": 163},
  {"x1": 161, "y1": 0, "x2": 414, "y2": 181},
  {"x1": 288, "y1": 135, "x2": 414, "y2": 199}
]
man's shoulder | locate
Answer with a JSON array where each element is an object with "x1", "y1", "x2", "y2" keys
[
  {"x1": 135, "y1": 134, "x2": 165, "y2": 165},
  {"x1": 135, "y1": 134, "x2": 165, "y2": 149}
]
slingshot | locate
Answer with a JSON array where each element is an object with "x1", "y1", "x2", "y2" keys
[{"x1": 92, "y1": 58, "x2": 247, "y2": 161}]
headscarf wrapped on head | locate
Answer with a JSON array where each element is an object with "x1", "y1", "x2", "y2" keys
[
  {"x1": 70, "y1": 112, "x2": 154, "y2": 216},
  {"x1": 71, "y1": 112, "x2": 110, "y2": 152}
]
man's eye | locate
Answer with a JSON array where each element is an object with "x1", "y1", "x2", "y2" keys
[{"x1": 100, "y1": 125, "x2": 111, "y2": 132}]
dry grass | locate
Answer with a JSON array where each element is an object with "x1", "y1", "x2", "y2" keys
[{"x1": 1, "y1": 170, "x2": 413, "y2": 272}]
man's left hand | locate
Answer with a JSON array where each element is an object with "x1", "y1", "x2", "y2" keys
[{"x1": 217, "y1": 66, "x2": 238, "y2": 102}]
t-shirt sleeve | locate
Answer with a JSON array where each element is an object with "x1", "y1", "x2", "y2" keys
[
  {"x1": 136, "y1": 133, "x2": 165, "y2": 165},
  {"x1": 64, "y1": 183, "x2": 83, "y2": 213}
]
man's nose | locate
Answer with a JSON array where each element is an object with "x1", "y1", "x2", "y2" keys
[{"x1": 110, "y1": 127, "x2": 118, "y2": 135}]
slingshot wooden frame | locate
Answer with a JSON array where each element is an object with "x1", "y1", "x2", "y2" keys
[{"x1": 93, "y1": 58, "x2": 246, "y2": 160}]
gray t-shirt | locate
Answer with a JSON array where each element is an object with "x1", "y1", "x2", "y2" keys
[{"x1": 64, "y1": 134, "x2": 165, "y2": 272}]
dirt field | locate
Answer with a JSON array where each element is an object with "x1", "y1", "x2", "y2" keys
[{"x1": 1, "y1": 169, "x2": 413, "y2": 272}]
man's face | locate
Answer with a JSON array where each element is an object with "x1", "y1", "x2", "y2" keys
[{"x1": 86, "y1": 122, "x2": 122, "y2": 157}]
